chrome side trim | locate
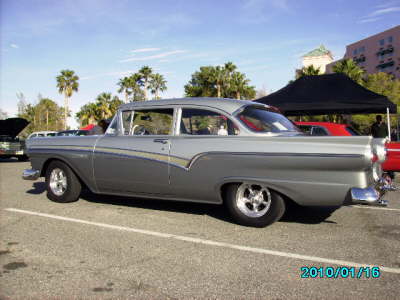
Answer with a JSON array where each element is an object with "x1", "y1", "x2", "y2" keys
[
  {"x1": 22, "y1": 169, "x2": 40, "y2": 180},
  {"x1": 186, "y1": 151, "x2": 363, "y2": 170}
]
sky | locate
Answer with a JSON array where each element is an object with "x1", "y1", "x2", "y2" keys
[{"x1": 1, "y1": 0, "x2": 400, "y2": 128}]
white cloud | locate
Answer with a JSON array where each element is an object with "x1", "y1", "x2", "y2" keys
[
  {"x1": 131, "y1": 48, "x2": 161, "y2": 53},
  {"x1": 368, "y1": 6, "x2": 400, "y2": 16},
  {"x1": 119, "y1": 50, "x2": 187, "y2": 62},
  {"x1": 10, "y1": 44, "x2": 19, "y2": 49},
  {"x1": 358, "y1": 17, "x2": 381, "y2": 23}
]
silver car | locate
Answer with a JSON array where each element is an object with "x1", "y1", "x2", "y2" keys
[{"x1": 23, "y1": 98, "x2": 396, "y2": 227}]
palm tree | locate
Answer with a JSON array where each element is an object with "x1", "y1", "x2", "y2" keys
[
  {"x1": 96, "y1": 93, "x2": 113, "y2": 120},
  {"x1": 332, "y1": 59, "x2": 365, "y2": 84},
  {"x1": 40, "y1": 98, "x2": 56, "y2": 130},
  {"x1": 230, "y1": 72, "x2": 250, "y2": 100},
  {"x1": 138, "y1": 66, "x2": 153, "y2": 100},
  {"x1": 129, "y1": 73, "x2": 145, "y2": 101},
  {"x1": 56, "y1": 70, "x2": 79, "y2": 129},
  {"x1": 149, "y1": 73, "x2": 167, "y2": 99},
  {"x1": 117, "y1": 77, "x2": 133, "y2": 103},
  {"x1": 296, "y1": 65, "x2": 321, "y2": 79},
  {"x1": 211, "y1": 66, "x2": 226, "y2": 98}
]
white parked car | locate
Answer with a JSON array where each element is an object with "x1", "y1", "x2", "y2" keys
[{"x1": 27, "y1": 131, "x2": 58, "y2": 139}]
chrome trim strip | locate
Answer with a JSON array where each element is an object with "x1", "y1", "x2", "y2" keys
[{"x1": 186, "y1": 151, "x2": 364, "y2": 170}]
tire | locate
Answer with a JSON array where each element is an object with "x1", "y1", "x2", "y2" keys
[
  {"x1": 45, "y1": 161, "x2": 81, "y2": 203},
  {"x1": 225, "y1": 183, "x2": 286, "y2": 227}
]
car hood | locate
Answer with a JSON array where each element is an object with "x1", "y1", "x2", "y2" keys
[{"x1": 0, "y1": 118, "x2": 30, "y2": 138}]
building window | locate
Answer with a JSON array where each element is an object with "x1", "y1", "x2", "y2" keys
[
  {"x1": 359, "y1": 46, "x2": 365, "y2": 53},
  {"x1": 353, "y1": 49, "x2": 357, "y2": 55},
  {"x1": 379, "y1": 39, "x2": 385, "y2": 46},
  {"x1": 388, "y1": 36, "x2": 393, "y2": 43}
]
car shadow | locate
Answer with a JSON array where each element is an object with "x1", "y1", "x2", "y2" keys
[
  {"x1": 79, "y1": 190, "x2": 232, "y2": 222},
  {"x1": 27, "y1": 182, "x2": 46, "y2": 194},
  {"x1": 281, "y1": 203, "x2": 339, "y2": 224},
  {"x1": 0, "y1": 158, "x2": 27, "y2": 163},
  {"x1": 79, "y1": 190, "x2": 337, "y2": 226}
]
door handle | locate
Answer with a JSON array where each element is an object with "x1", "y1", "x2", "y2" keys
[{"x1": 153, "y1": 139, "x2": 168, "y2": 144}]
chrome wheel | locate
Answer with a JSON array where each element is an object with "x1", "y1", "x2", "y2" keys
[
  {"x1": 236, "y1": 183, "x2": 272, "y2": 218},
  {"x1": 49, "y1": 168, "x2": 67, "y2": 196}
]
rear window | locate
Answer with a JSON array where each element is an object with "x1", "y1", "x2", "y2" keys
[{"x1": 236, "y1": 106, "x2": 300, "y2": 133}]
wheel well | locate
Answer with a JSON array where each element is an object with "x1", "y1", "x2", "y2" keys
[
  {"x1": 220, "y1": 182, "x2": 297, "y2": 208},
  {"x1": 41, "y1": 158, "x2": 88, "y2": 189}
]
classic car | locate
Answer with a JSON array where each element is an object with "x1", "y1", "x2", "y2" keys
[
  {"x1": 28, "y1": 131, "x2": 58, "y2": 139},
  {"x1": 0, "y1": 117, "x2": 29, "y2": 161},
  {"x1": 295, "y1": 121, "x2": 400, "y2": 174},
  {"x1": 23, "y1": 98, "x2": 396, "y2": 227}
]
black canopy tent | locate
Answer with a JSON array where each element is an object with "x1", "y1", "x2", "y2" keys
[
  {"x1": 255, "y1": 73, "x2": 397, "y2": 116},
  {"x1": 255, "y1": 73, "x2": 398, "y2": 140}
]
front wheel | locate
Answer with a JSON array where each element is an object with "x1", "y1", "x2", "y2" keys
[
  {"x1": 45, "y1": 161, "x2": 81, "y2": 203},
  {"x1": 225, "y1": 183, "x2": 286, "y2": 227}
]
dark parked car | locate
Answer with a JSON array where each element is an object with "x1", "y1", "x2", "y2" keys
[{"x1": 0, "y1": 118, "x2": 29, "y2": 161}]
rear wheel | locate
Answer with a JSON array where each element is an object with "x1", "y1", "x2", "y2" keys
[
  {"x1": 45, "y1": 161, "x2": 81, "y2": 203},
  {"x1": 225, "y1": 183, "x2": 286, "y2": 227}
]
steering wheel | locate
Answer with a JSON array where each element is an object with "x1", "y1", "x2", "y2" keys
[{"x1": 132, "y1": 124, "x2": 149, "y2": 135}]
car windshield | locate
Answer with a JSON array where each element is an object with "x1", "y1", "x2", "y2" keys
[{"x1": 236, "y1": 106, "x2": 301, "y2": 133}]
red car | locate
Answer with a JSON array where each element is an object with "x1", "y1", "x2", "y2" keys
[{"x1": 295, "y1": 122, "x2": 400, "y2": 173}]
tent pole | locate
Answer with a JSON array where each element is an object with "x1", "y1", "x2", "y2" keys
[{"x1": 387, "y1": 107, "x2": 391, "y2": 141}]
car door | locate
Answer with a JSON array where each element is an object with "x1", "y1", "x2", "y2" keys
[{"x1": 93, "y1": 107, "x2": 175, "y2": 196}]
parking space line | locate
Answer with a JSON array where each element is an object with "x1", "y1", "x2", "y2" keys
[
  {"x1": 348, "y1": 206, "x2": 400, "y2": 212},
  {"x1": 5, "y1": 207, "x2": 400, "y2": 275}
]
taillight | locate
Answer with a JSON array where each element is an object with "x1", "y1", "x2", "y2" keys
[{"x1": 371, "y1": 154, "x2": 379, "y2": 163}]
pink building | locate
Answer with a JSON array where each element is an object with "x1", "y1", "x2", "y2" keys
[{"x1": 327, "y1": 25, "x2": 400, "y2": 78}]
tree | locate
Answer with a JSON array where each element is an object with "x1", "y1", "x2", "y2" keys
[
  {"x1": 138, "y1": 66, "x2": 153, "y2": 100},
  {"x1": 117, "y1": 77, "x2": 133, "y2": 103},
  {"x1": 230, "y1": 72, "x2": 249, "y2": 99},
  {"x1": 332, "y1": 59, "x2": 365, "y2": 84},
  {"x1": 211, "y1": 66, "x2": 225, "y2": 98},
  {"x1": 296, "y1": 65, "x2": 321, "y2": 79},
  {"x1": 40, "y1": 98, "x2": 58, "y2": 130},
  {"x1": 184, "y1": 62, "x2": 256, "y2": 99},
  {"x1": 149, "y1": 73, "x2": 167, "y2": 99},
  {"x1": 76, "y1": 93, "x2": 123, "y2": 126},
  {"x1": 130, "y1": 73, "x2": 145, "y2": 101},
  {"x1": 16, "y1": 92, "x2": 27, "y2": 116},
  {"x1": 56, "y1": 69, "x2": 79, "y2": 129},
  {"x1": 185, "y1": 66, "x2": 216, "y2": 97}
]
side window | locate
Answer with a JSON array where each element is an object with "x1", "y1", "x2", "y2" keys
[
  {"x1": 121, "y1": 109, "x2": 173, "y2": 136},
  {"x1": 311, "y1": 126, "x2": 329, "y2": 136},
  {"x1": 180, "y1": 108, "x2": 239, "y2": 135}
]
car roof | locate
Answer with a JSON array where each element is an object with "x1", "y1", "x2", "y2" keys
[{"x1": 119, "y1": 97, "x2": 266, "y2": 115}]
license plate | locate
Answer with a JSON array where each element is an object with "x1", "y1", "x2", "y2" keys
[{"x1": 16, "y1": 151, "x2": 24, "y2": 155}]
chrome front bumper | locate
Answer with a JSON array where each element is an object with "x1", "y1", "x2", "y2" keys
[
  {"x1": 22, "y1": 169, "x2": 40, "y2": 180},
  {"x1": 351, "y1": 175, "x2": 397, "y2": 207}
]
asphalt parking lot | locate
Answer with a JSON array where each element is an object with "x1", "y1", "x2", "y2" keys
[{"x1": 1, "y1": 159, "x2": 399, "y2": 299}]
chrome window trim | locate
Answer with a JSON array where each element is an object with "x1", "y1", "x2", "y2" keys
[
  {"x1": 119, "y1": 107, "x2": 175, "y2": 137},
  {"x1": 175, "y1": 105, "x2": 241, "y2": 136}
]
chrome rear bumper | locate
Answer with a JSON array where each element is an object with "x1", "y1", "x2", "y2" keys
[
  {"x1": 22, "y1": 169, "x2": 40, "y2": 180},
  {"x1": 351, "y1": 175, "x2": 397, "y2": 207}
]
